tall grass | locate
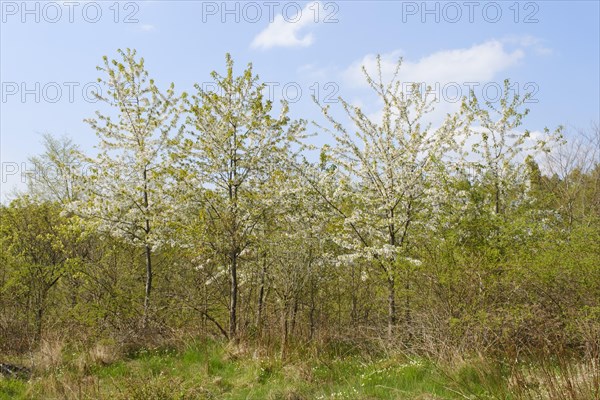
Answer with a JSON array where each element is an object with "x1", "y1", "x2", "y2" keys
[{"x1": 2, "y1": 336, "x2": 599, "y2": 399}]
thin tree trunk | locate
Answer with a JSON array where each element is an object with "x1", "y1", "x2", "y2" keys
[
  {"x1": 228, "y1": 125, "x2": 239, "y2": 342},
  {"x1": 34, "y1": 304, "x2": 43, "y2": 343},
  {"x1": 309, "y1": 279, "x2": 316, "y2": 341},
  {"x1": 229, "y1": 252, "x2": 238, "y2": 340},
  {"x1": 143, "y1": 242, "x2": 152, "y2": 328},
  {"x1": 351, "y1": 266, "x2": 357, "y2": 327},
  {"x1": 404, "y1": 272, "x2": 412, "y2": 341},
  {"x1": 142, "y1": 167, "x2": 153, "y2": 329},
  {"x1": 387, "y1": 275, "x2": 396, "y2": 341},
  {"x1": 280, "y1": 300, "x2": 289, "y2": 360},
  {"x1": 495, "y1": 180, "x2": 501, "y2": 214},
  {"x1": 291, "y1": 296, "x2": 299, "y2": 336},
  {"x1": 256, "y1": 254, "x2": 267, "y2": 334}
]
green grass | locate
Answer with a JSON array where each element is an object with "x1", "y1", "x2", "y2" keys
[
  {"x1": 0, "y1": 377, "x2": 27, "y2": 400},
  {"x1": 0, "y1": 341, "x2": 520, "y2": 399}
]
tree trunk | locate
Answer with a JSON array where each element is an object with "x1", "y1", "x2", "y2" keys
[
  {"x1": 291, "y1": 296, "x2": 299, "y2": 336},
  {"x1": 229, "y1": 252, "x2": 238, "y2": 340},
  {"x1": 34, "y1": 304, "x2": 43, "y2": 343},
  {"x1": 280, "y1": 300, "x2": 289, "y2": 360},
  {"x1": 142, "y1": 167, "x2": 153, "y2": 330},
  {"x1": 143, "y1": 243, "x2": 152, "y2": 328},
  {"x1": 404, "y1": 273, "x2": 412, "y2": 342},
  {"x1": 351, "y1": 267, "x2": 358, "y2": 327},
  {"x1": 387, "y1": 275, "x2": 396, "y2": 341},
  {"x1": 228, "y1": 126, "x2": 239, "y2": 342},
  {"x1": 256, "y1": 255, "x2": 267, "y2": 334},
  {"x1": 309, "y1": 279, "x2": 316, "y2": 341}
]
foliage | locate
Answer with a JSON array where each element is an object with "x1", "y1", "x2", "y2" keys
[{"x1": 1, "y1": 50, "x2": 598, "y2": 399}]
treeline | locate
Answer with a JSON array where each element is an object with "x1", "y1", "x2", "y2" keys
[{"x1": 1, "y1": 49, "x2": 599, "y2": 361}]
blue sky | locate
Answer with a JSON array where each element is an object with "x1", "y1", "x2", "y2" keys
[{"x1": 1, "y1": 1, "x2": 599, "y2": 199}]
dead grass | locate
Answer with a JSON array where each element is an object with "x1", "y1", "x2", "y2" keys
[
  {"x1": 510, "y1": 355, "x2": 600, "y2": 400},
  {"x1": 32, "y1": 338, "x2": 65, "y2": 372}
]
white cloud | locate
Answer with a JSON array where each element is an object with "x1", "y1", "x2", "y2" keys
[
  {"x1": 343, "y1": 40, "x2": 524, "y2": 88},
  {"x1": 342, "y1": 40, "x2": 526, "y2": 124},
  {"x1": 251, "y1": 1, "x2": 323, "y2": 50},
  {"x1": 502, "y1": 35, "x2": 554, "y2": 56}
]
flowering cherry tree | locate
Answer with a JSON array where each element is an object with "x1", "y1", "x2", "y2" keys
[
  {"x1": 313, "y1": 56, "x2": 460, "y2": 339},
  {"x1": 73, "y1": 49, "x2": 183, "y2": 328}
]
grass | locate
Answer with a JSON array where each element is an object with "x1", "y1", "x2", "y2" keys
[{"x1": 1, "y1": 340, "x2": 597, "y2": 399}]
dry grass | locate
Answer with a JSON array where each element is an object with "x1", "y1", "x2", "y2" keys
[
  {"x1": 32, "y1": 338, "x2": 65, "y2": 371},
  {"x1": 73, "y1": 342, "x2": 122, "y2": 373},
  {"x1": 510, "y1": 355, "x2": 600, "y2": 400},
  {"x1": 29, "y1": 373, "x2": 102, "y2": 400}
]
